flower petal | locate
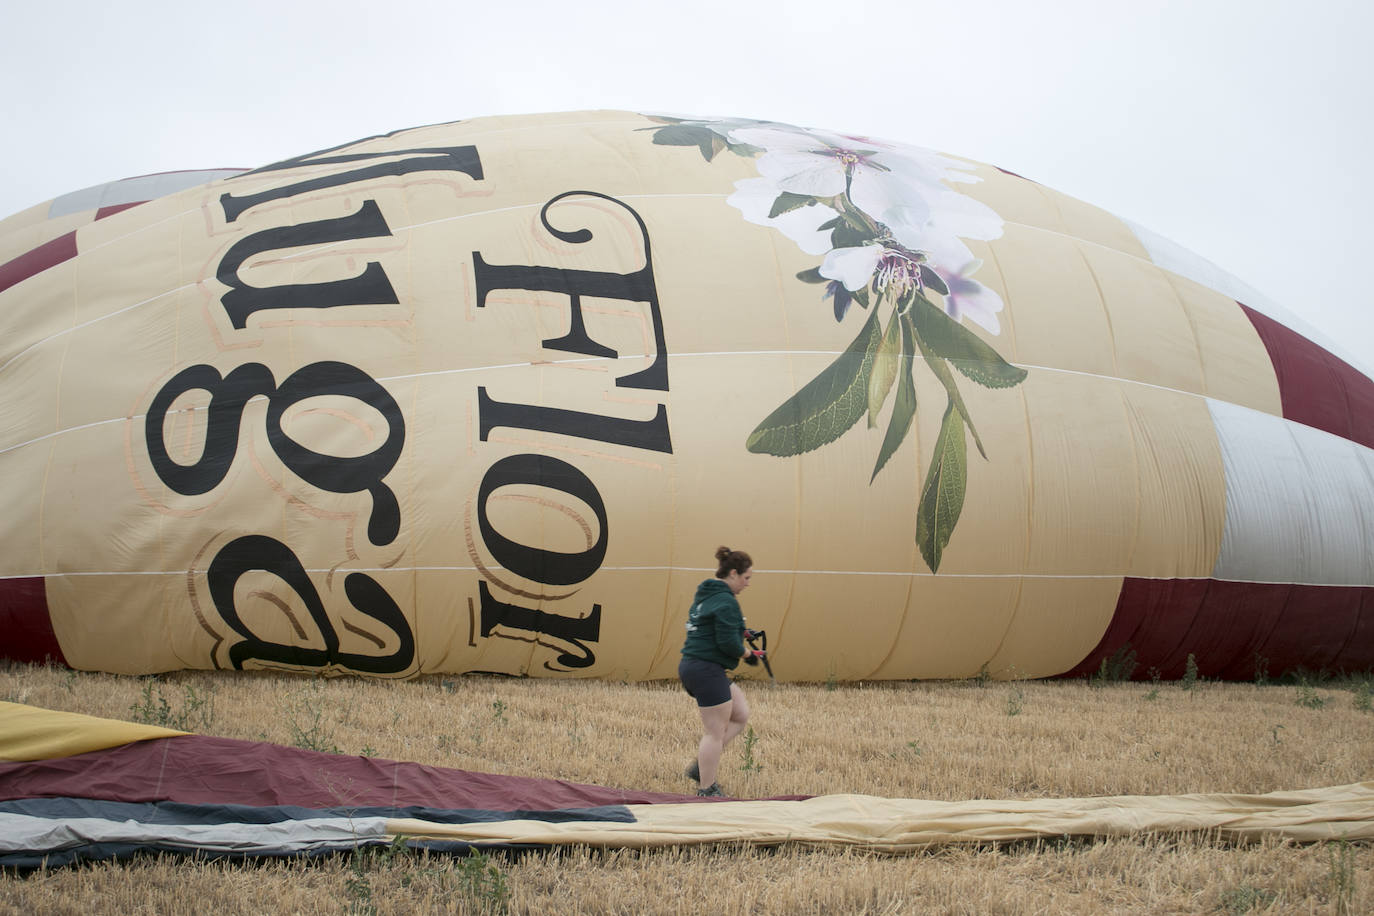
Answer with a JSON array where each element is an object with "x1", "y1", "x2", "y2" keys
[
  {"x1": 754, "y1": 150, "x2": 847, "y2": 197},
  {"x1": 727, "y1": 178, "x2": 839, "y2": 256},
  {"x1": 938, "y1": 266, "x2": 1004, "y2": 335},
  {"x1": 849, "y1": 167, "x2": 932, "y2": 230},
  {"x1": 821, "y1": 245, "x2": 885, "y2": 292},
  {"x1": 727, "y1": 126, "x2": 834, "y2": 153}
]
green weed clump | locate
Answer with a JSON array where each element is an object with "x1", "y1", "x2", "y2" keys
[
  {"x1": 1329, "y1": 839, "x2": 1357, "y2": 916},
  {"x1": 1351, "y1": 681, "x2": 1372, "y2": 714},
  {"x1": 740, "y1": 725, "x2": 763, "y2": 773},
  {"x1": 1093, "y1": 645, "x2": 1137, "y2": 685},
  {"x1": 453, "y1": 850, "x2": 512, "y2": 915},
  {"x1": 128, "y1": 679, "x2": 216, "y2": 732},
  {"x1": 283, "y1": 681, "x2": 344, "y2": 754},
  {"x1": 1181, "y1": 653, "x2": 1200, "y2": 691},
  {"x1": 1217, "y1": 883, "x2": 1278, "y2": 914},
  {"x1": 1142, "y1": 668, "x2": 1162, "y2": 702},
  {"x1": 1294, "y1": 678, "x2": 1327, "y2": 710},
  {"x1": 345, "y1": 840, "x2": 510, "y2": 916}
]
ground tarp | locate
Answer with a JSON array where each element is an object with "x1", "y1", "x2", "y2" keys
[{"x1": 2, "y1": 701, "x2": 1371, "y2": 868}]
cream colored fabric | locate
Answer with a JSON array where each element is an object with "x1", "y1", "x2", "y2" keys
[
  {"x1": 0, "y1": 700, "x2": 184, "y2": 762},
  {"x1": 391, "y1": 782, "x2": 1374, "y2": 851}
]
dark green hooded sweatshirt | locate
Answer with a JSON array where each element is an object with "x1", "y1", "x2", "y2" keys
[{"x1": 681, "y1": 578, "x2": 746, "y2": 669}]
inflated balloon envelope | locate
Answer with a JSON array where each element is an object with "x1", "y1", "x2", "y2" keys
[{"x1": 0, "y1": 110, "x2": 1370, "y2": 681}]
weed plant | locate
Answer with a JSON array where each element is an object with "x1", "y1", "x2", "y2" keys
[
  {"x1": 1294, "y1": 679, "x2": 1328, "y2": 710},
  {"x1": 1352, "y1": 680, "x2": 1372, "y2": 713},
  {"x1": 1142, "y1": 667, "x2": 1162, "y2": 701},
  {"x1": 739, "y1": 726, "x2": 763, "y2": 773},
  {"x1": 1092, "y1": 644, "x2": 1137, "y2": 685},
  {"x1": 283, "y1": 680, "x2": 344, "y2": 754},
  {"x1": 128, "y1": 679, "x2": 216, "y2": 732},
  {"x1": 1004, "y1": 684, "x2": 1025, "y2": 716},
  {"x1": 1181, "y1": 653, "x2": 1200, "y2": 691}
]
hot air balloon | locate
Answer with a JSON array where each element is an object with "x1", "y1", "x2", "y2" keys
[{"x1": 1, "y1": 110, "x2": 1370, "y2": 681}]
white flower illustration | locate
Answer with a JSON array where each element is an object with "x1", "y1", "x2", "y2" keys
[
  {"x1": 936, "y1": 260, "x2": 1004, "y2": 335},
  {"x1": 820, "y1": 244, "x2": 916, "y2": 295},
  {"x1": 724, "y1": 124, "x2": 1003, "y2": 301},
  {"x1": 726, "y1": 176, "x2": 838, "y2": 256},
  {"x1": 646, "y1": 112, "x2": 1028, "y2": 572}
]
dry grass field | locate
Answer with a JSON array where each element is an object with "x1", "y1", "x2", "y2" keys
[{"x1": 2, "y1": 664, "x2": 1372, "y2": 914}]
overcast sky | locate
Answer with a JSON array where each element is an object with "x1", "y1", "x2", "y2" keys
[{"x1": 4, "y1": 0, "x2": 1369, "y2": 370}]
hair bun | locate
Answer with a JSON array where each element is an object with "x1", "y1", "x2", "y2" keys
[{"x1": 713, "y1": 545, "x2": 752, "y2": 579}]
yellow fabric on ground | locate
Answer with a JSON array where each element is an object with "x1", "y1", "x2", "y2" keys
[
  {"x1": 0, "y1": 700, "x2": 185, "y2": 762},
  {"x1": 389, "y1": 782, "x2": 1374, "y2": 852}
]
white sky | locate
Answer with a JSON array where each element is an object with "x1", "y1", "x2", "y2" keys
[{"x1": 4, "y1": 0, "x2": 1370, "y2": 369}]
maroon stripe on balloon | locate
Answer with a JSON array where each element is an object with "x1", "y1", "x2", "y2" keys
[
  {"x1": 1241, "y1": 304, "x2": 1374, "y2": 450},
  {"x1": 1064, "y1": 578, "x2": 1374, "y2": 680},
  {"x1": 0, "y1": 577, "x2": 66, "y2": 667},
  {"x1": 0, "y1": 231, "x2": 78, "y2": 295},
  {"x1": 95, "y1": 201, "x2": 146, "y2": 220}
]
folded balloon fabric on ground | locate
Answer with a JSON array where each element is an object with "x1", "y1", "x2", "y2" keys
[{"x1": 2, "y1": 702, "x2": 1370, "y2": 868}]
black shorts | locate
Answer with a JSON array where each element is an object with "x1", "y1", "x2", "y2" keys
[{"x1": 678, "y1": 656, "x2": 733, "y2": 707}]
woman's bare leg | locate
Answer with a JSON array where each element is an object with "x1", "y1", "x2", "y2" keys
[{"x1": 696, "y1": 684, "x2": 750, "y2": 788}]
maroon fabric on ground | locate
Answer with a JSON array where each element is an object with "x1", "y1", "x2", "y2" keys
[
  {"x1": 0, "y1": 734, "x2": 805, "y2": 808},
  {"x1": 1064, "y1": 578, "x2": 1374, "y2": 680}
]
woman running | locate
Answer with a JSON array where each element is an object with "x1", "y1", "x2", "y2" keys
[{"x1": 678, "y1": 546, "x2": 758, "y2": 797}]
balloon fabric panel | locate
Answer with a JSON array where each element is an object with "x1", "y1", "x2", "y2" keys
[{"x1": 0, "y1": 110, "x2": 1369, "y2": 680}]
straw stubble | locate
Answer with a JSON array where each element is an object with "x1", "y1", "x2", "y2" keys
[{"x1": 2, "y1": 666, "x2": 1371, "y2": 914}]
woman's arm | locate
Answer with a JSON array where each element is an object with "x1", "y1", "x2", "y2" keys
[{"x1": 713, "y1": 596, "x2": 747, "y2": 658}]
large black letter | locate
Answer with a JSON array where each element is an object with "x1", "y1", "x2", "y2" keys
[
  {"x1": 478, "y1": 581, "x2": 601, "y2": 670},
  {"x1": 472, "y1": 191, "x2": 670, "y2": 391},
  {"x1": 216, "y1": 200, "x2": 400, "y2": 330},
  {"x1": 220, "y1": 143, "x2": 483, "y2": 222},
  {"x1": 477, "y1": 387, "x2": 672, "y2": 454},
  {"x1": 265, "y1": 361, "x2": 406, "y2": 547},
  {"x1": 476, "y1": 453, "x2": 608, "y2": 586},
  {"x1": 147, "y1": 361, "x2": 405, "y2": 546},
  {"x1": 146, "y1": 363, "x2": 276, "y2": 495},
  {"x1": 208, "y1": 535, "x2": 415, "y2": 675}
]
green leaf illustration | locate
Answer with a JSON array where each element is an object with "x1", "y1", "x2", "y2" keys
[
  {"x1": 867, "y1": 308, "x2": 902, "y2": 427},
  {"x1": 871, "y1": 313, "x2": 918, "y2": 482},
  {"x1": 915, "y1": 402, "x2": 968, "y2": 573},
  {"x1": 746, "y1": 305, "x2": 883, "y2": 456},
  {"x1": 828, "y1": 210, "x2": 882, "y2": 250},
  {"x1": 919, "y1": 264, "x2": 949, "y2": 296},
  {"x1": 912, "y1": 326, "x2": 988, "y2": 461},
  {"x1": 648, "y1": 124, "x2": 723, "y2": 161},
  {"x1": 909, "y1": 293, "x2": 1027, "y2": 389},
  {"x1": 796, "y1": 266, "x2": 827, "y2": 284},
  {"x1": 769, "y1": 192, "x2": 820, "y2": 219}
]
